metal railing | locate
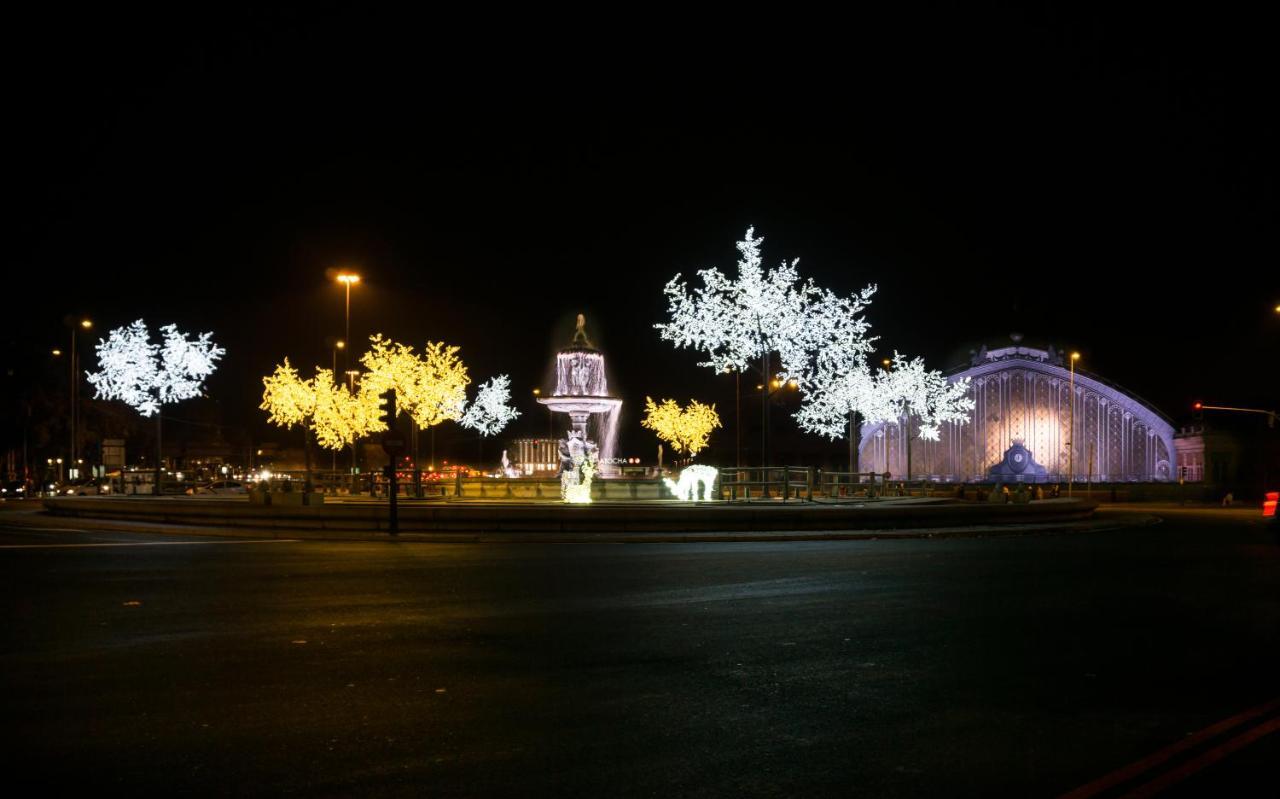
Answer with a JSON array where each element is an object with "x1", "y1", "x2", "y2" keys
[
  {"x1": 718, "y1": 466, "x2": 815, "y2": 501},
  {"x1": 717, "y1": 468, "x2": 942, "y2": 502},
  {"x1": 813, "y1": 470, "x2": 889, "y2": 501}
]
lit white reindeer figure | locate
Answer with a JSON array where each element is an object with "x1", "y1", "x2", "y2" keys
[{"x1": 663, "y1": 465, "x2": 719, "y2": 501}]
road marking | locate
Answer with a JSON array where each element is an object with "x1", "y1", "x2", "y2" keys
[
  {"x1": 1060, "y1": 695, "x2": 1280, "y2": 798},
  {"x1": 0, "y1": 539, "x2": 299, "y2": 549},
  {"x1": 1120, "y1": 716, "x2": 1280, "y2": 798}
]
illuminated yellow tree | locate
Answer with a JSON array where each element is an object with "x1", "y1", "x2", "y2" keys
[
  {"x1": 360, "y1": 334, "x2": 470, "y2": 471},
  {"x1": 642, "y1": 397, "x2": 722, "y2": 457},
  {"x1": 311, "y1": 367, "x2": 387, "y2": 450},
  {"x1": 261, "y1": 360, "x2": 386, "y2": 490},
  {"x1": 261, "y1": 358, "x2": 318, "y2": 489}
]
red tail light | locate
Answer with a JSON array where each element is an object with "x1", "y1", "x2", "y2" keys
[{"x1": 1265, "y1": 491, "x2": 1278, "y2": 518}]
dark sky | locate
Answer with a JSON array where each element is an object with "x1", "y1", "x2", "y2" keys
[{"x1": 6, "y1": 7, "x2": 1276, "y2": 464}]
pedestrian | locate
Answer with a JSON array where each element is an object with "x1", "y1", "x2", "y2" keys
[{"x1": 1222, "y1": 491, "x2": 1234, "y2": 507}]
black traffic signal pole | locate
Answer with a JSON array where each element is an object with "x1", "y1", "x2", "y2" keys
[{"x1": 381, "y1": 389, "x2": 401, "y2": 536}]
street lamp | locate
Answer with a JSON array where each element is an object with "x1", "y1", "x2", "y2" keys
[
  {"x1": 756, "y1": 377, "x2": 798, "y2": 469},
  {"x1": 532, "y1": 388, "x2": 553, "y2": 441},
  {"x1": 335, "y1": 272, "x2": 360, "y2": 371},
  {"x1": 333, "y1": 339, "x2": 345, "y2": 372},
  {"x1": 721, "y1": 366, "x2": 742, "y2": 470},
  {"x1": 1068, "y1": 352, "x2": 1080, "y2": 496},
  {"x1": 329, "y1": 340, "x2": 346, "y2": 472},
  {"x1": 67, "y1": 318, "x2": 92, "y2": 470},
  {"x1": 344, "y1": 369, "x2": 361, "y2": 473}
]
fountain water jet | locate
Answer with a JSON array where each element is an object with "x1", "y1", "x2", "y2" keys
[{"x1": 538, "y1": 315, "x2": 623, "y2": 476}]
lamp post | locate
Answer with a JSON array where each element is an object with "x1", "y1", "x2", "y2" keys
[
  {"x1": 735, "y1": 370, "x2": 741, "y2": 470},
  {"x1": 721, "y1": 367, "x2": 741, "y2": 470},
  {"x1": 331, "y1": 340, "x2": 345, "y2": 473},
  {"x1": 335, "y1": 272, "x2": 360, "y2": 371},
  {"x1": 345, "y1": 369, "x2": 361, "y2": 475},
  {"x1": 1068, "y1": 352, "x2": 1080, "y2": 496},
  {"x1": 533, "y1": 388, "x2": 552, "y2": 440},
  {"x1": 757, "y1": 376, "x2": 797, "y2": 470},
  {"x1": 66, "y1": 318, "x2": 92, "y2": 473}
]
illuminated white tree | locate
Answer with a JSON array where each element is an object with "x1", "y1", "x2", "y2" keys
[
  {"x1": 656, "y1": 228, "x2": 877, "y2": 379},
  {"x1": 87, "y1": 320, "x2": 225, "y2": 490},
  {"x1": 460, "y1": 375, "x2": 521, "y2": 436},
  {"x1": 867, "y1": 352, "x2": 974, "y2": 479},
  {"x1": 794, "y1": 357, "x2": 886, "y2": 440},
  {"x1": 656, "y1": 228, "x2": 876, "y2": 464}
]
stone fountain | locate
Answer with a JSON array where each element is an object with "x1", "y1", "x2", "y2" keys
[{"x1": 538, "y1": 315, "x2": 623, "y2": 475}]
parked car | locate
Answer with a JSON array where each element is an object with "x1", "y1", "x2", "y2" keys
[{"x1": 188, "y1": 480, "x2": 248, "y2": 496}]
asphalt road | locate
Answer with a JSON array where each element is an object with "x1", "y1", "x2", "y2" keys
[{"x1": 1, "y1": 507, "x2": 1276, "y2": 797}]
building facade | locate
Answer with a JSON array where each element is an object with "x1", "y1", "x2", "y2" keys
[
  {"x1": 859, "y1": 344, "x2": 1176, "y2": 482},
  {"x1": 509, "y1": 438, "x2": 560, "y2": 476}
]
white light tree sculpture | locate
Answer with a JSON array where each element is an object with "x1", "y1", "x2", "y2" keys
[
  {"x1": 459, "y1": 375, "x2": 521, "y2": 469},
  {"x1": 656, "y1": 227, "x2": 877, "y2": 466},
  {"x1": 866, "y1": 352, "x2": 974, "y2": 480},
  {"x1": 794, "y1": 357, "x2": 886, "y2": 474},
  {"x1": 87, "y1": 320, "x2": 225, "y2": 493}
]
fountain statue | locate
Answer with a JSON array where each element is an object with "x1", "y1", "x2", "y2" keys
[
  {"x1": 538, "y1": 315, "x2": 623, "y2": 478},
  {"x1": 558, "y1": 430, "x2": 599, "y2": 502}
]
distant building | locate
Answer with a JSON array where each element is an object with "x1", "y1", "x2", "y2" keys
[
  {"x1": 860, "y1": 343, "x2": 1176, "y2": 482},
  {"x1": 509, "y1": 438, "x2": 559, "y2": 476},
  {"x1": 1174, "y1": 420, "x2": 1280, "y2": 498}
]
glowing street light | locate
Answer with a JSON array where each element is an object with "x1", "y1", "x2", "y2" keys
[
  {"x1": 335, "y1": 272, "x2": 360, "y2": 371},
  {"x1": 68, "y1": 317, "x2": 93, "y2": 468},
  {"x1": 330, "y1": 340, "x2": 347, "y2": 472},
  {"x1": 533, "y1": 387, "x2": 552, "y2": 442}
]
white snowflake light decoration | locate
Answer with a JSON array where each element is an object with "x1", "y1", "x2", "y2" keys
[
  {"x1": 87, "y1": 320, "x2": 225, "y2": 417},
  {"x1": 460, "y1": 375, "x2": 521, "y2": 436}
]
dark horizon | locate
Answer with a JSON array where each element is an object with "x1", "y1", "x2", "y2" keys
[{"x1": 6, "y1": 7, "x2": 1276, "y2": 465}]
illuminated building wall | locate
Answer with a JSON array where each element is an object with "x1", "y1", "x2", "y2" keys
[
  {"x1": 859, "y1": 345, "x2": 1176, "y2": 482},
  {"x1": 511, "y1": 438, "x2": 560, "y2": 476}
]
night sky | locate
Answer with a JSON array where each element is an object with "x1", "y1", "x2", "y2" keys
[{"x1": 6, "y1": 8, "x2": 1276, "y2": 466}]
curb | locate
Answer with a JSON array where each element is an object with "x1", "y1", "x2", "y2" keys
[
  {"x1": 39, "y1": 496, "x2": 1098, "y2": 534},
  {"x1": 0, "y1": 508, "x2": 1155, "y2": 544}
]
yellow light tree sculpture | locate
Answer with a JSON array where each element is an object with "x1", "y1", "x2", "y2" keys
[
  {"x1": 261, "y1": 360, "x2": 387, "y2": 489},
  {"x1": 311, "y1": 367, "x2": 387, "y2": 450},
  {"x1": 359, "y1": 334, "x2": 470, "y2": 472},
  {"x1": 641, "y1": 397, "x2": 722, "y2": 457}
]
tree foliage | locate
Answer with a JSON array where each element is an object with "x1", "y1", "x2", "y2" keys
[{"x1": 641, "y1": 397, "x2": 722, "y2": 455}]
